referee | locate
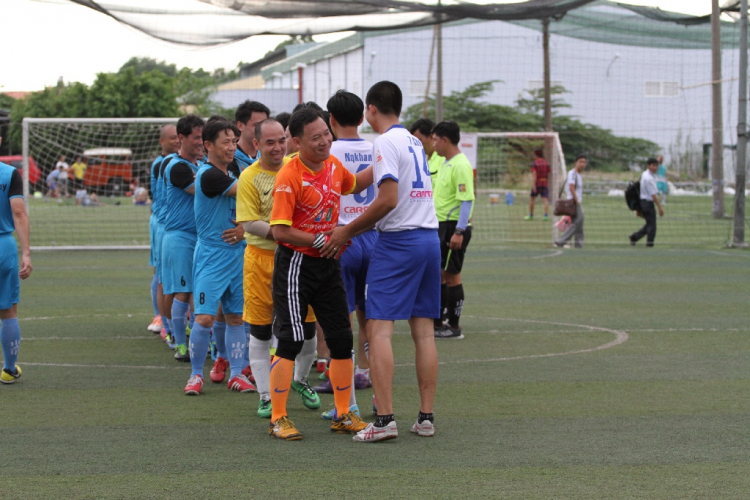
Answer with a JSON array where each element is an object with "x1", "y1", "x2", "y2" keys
[{"x1": 431, "y1": 121, "x2": 475, "y2": 340}]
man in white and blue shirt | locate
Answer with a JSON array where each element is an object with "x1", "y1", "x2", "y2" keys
[{"x1": 630, "y1": 157, "x2": 664, "y2": 247}]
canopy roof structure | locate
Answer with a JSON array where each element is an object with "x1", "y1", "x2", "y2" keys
[{"x1": 69, "y1": 0, "x2": 598, "y2": 46}]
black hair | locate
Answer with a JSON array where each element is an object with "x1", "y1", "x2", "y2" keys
[
  {"x1": 646, "y1": 157, "x2": 659, "y2": 165},
  {"x1": 574, "y1": 154, "x2": 587, "y2": 163},
  {"x1": 432, "y1": 120, "x2": 460, "y2": 146},
  {"x1": 365, "y1": 81, "x2": 402, "y2": 117},
  {"x1": 254, "y1": 118, "x2": 282, "y2": 142},
  {"x1": 293, "y1": 101, "x2": 323, "y2": 113},
  {"x1": 534, "y1": 148, "x2": 544, "y2": 158},
  {"x1": 176, "y1": 114, "x2": 205, "y2": 137},
  {"x1": 207, "y1": 115, "x2": 228, "y2": 123},
  {"x1": 409, "y1": 117, "x2": 435, "y2": 137},
  {"x1": 235, "y1": 100, "x2": 270, "y2": 125},
  {"x1": 288, "y1": 108, "x2": 325, "y2": 139},
  {"x1": 202, "y1": 119, "x2": 239, "y2": 143},
  {"x1": 327, "y1": 90, "x2": 364, "y2": 128},
  {"x1": 275, "y1": 112, "x2": 291, "y2": 131}
]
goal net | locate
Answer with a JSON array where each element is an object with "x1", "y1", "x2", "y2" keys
[
  {"x1": 22, "y1": 118, "x2": 178, "y2": 250},
  {"x1": 471, "y1": 132, "x2": 567, "y2": 246}
]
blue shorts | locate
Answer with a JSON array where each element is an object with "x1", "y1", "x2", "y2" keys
[
  {"x1": 161, "y1": 229, "x2": 197, "y2": 295},
  {"x1": 340, "y1": 229, "x2": 378, "y2": 314},
  {"x1": 0, "y1": 235, "x2": 20, "y2": 310},
  {"x1": 365, "y1": 228, "x2": 441, "y2": 321},
  {"x1": 193, "y1": 242, "x2": 244, "y2": 316},
  {"x1": 153, "y1": 221, "x2": 166, "y2": 283}
]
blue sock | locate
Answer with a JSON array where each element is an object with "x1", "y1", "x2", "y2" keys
[
  {"x1": 171, "y1": 299, "x2": 189, "y2": 346},
  {"x1": 162, "y1": 315, "x2": 171, "y2": 334},
  {"x1": 243, "y1": 322, "x2": 251, "y2": 366},
  {"x1": 213, "y1": 321, "x2": 227, "y2": 359},
  {"x1": 1, "y1": 318, "x2": 21, "y2": 371},
  {"x1": 226, "y1": 324, "x2": 247, "y2": 378},
  {"x1": 188, "y1": 323, "x2": 211, "y2": 377},
  {"x1": 150, "y1": 274, "x2": 159, "y2": 317},
  {"x1": 188, "y1": 309, "x2": 195, "y2": 331}
]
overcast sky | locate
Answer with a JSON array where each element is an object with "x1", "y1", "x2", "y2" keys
[{"x1": 2, "y1": 0, "x2": 715, "y2": 92}]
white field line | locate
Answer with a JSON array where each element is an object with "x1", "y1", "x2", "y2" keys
[{"x1": 20, "y1": 313, "x2": 152, "y2": 322}]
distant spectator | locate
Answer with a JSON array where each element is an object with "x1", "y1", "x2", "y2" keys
[
  {"x1": 75, "y1": 188, "x2": 103, "y2": 207},
  {"x1": 132, "y1": 178, "x2": 150, "y2": 206},
  {"x1": 629, "y1": 158, "x2": 664, "y2": 247},
  {"x1": 55, "y1": 156, "x2": 70, "y2": 197},
  {"x1": 70, "y1": 155, "x2": 86, "y2": 190},
  {"x1": 45, "y1": 169, "x2": 59, "y2": 199},
  {"x1": 525, "y1": 148, "x2": 550, "y2": 221},
  {"x1": 554, "y1": 155, "x2": 587, "y2": 249},
  {"x1": 655, "y1": 154, "x2": 669, "y2": 205}
]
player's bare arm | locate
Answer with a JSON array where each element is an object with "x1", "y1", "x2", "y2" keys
[
  {"x1": 351, "y1": 165, "x2": 374, "y2": 194},
  {"x1": 271, "y1": 223, "x2": 316, "y2": 247},
  {"x1": 320, "y1": 178, "x2": 397, "y2": 258},
  {"x1": 10, "y1": 197, "x2": 32, "y2": 279}
]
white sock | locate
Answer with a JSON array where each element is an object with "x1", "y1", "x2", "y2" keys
[
  {"x1": 294, "y1": 338, "x2": 316, "y2": 384},
  {"x1": 355, "y1": 366, "x2": 370, "y2": 376},
  {"x1": 249, "y1": 336, "x2": 271, "y2": 399}
]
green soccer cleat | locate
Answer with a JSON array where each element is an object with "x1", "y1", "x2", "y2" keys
[
  {"x1": 174, "y1": 344, "x2": 190, "y2": 362},
  {"x1": 290, "y1": 379, "x2": 321, "y2": 409},
  {"x1": 257, "y1": 398, "x2": 272, "y2": 418},
  {"x1": 524, "y1": 215, "x2": 534, "y2": 220}
]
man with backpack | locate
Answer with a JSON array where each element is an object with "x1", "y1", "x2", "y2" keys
[{"x1": 629, "y1": 158, "x2": 664, "y2": 247}]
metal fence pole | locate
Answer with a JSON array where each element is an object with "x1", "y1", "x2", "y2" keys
[{"x1": 734, "y1": 0, "x2": 748, "y2": 245}]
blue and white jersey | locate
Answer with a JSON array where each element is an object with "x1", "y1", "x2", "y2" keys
[
  {"x1": 150, "y1": 155, "x2": 164, "y2": 216},
  {"x1": 372, "y1": 125, "x2": 438, "y2": 232},
  {"x1": 194, "y1": 163, "x2": 240, "y2": 248},
  {"x1": 234, "y1": 145, "x2": 260, "y2": 172},
  {"x1": 331, "y1": 138, "x2": 378, "y2": 226},
  {"x1": 155, "y1": 153, "x2": 177, "y2": 224},
  {"x1": 163, "y1": 155, "x2": 199, "y2": 233},
  {"x1": 0, "y1": 162, "x2": 23, "y2": 236}
]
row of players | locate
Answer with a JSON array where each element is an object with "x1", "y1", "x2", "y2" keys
[{"x1": 146, "y1": 81, "x2": 475, "y2": 442}]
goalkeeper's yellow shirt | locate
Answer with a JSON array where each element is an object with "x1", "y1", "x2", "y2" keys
[{"x1": 235, "y1": 163, "x2": 278, "y2": 251}]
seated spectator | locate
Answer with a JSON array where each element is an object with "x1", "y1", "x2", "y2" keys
[
  {"x1": 131, "y1": 179, "x2": 150, "y2": 205},
  {"x1": 75, "y1": 188, "x2": 103, "y2": 207}
]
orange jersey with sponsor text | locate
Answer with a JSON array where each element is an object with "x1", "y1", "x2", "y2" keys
[{"x1": 270, "y1": 155, "x2": 356, "y2": 257}]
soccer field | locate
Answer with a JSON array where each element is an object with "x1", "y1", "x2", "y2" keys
[{"x1": 3, "y1": 247, "x2": 750, "y2": 499}]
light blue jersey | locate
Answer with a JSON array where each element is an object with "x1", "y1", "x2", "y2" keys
[
  {"x1": 0, "y1": 163, "x2": 23, "y2": 235},
  {"x1": 194, "y1": 163, "x2": 241, "y2": 248},
  {"x1": 155, "y1": 153, "x2": 177, "y2": 224},
  {"x1": 233, "y1": 146, "x2": 260, "y2": 172},
  {"x1": 163, "y1": 155, "x2": 199, "y2": 233},
  {"x1": 150, "y1": 155, "x2": 164, "y2": 217}
]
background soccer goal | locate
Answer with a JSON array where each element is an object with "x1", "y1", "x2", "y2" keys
[{"x1": 22, "y1": 118, "x2": 177, "y2": 250}]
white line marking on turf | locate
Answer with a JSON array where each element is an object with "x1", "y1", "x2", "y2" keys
[
  {"x1": 20, "y1": 313, "x2": 153, "y2": 321},
  {"x1": 395, "y1": 316, "x2": 629, "y2": 367},
  {"x1": 22, "y1": 336, "x2": 157, "y2": 341},
  {"x1": 21, "y1": 362, "x2": 185, "y2": 370}
]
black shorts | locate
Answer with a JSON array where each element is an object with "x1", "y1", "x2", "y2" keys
[
  {"x1": 531, "y1": 186, "x2": 549, "y2": 198},
  {"x1": 438, "y1": 221, "x2": 472, "y2": 275},
  {"x1": 272, "y1": 245, "x2": 352, "y2": 343}
]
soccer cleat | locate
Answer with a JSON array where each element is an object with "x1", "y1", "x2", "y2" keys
[
  {"x1": 321, "y1": 404, "x2": 360, "y2": 421},
  {"x1": 543, "y1": 215, "x2": 549, "y2": 221},
  {"x1": 290, "y1": 380, "x2": 321, "y2": 409},
  {"x1": 434, "y1": 325, "x2": 464, "y2": 340},
  {"x1": 316, "y1": 359, "x2": 327, "y2": 373},
  {"x1": 184, "y1": 374, "x2": 203, "y2": 395},
  {"x1": 354, "y1": 373, "x2": 372, "y2": 390},
  {"x1": 524, "y1": 215, "x2": 534, "y2": 220},
  {"x1": 160, "y1": 328, "x2": 167, "y2": 340},
  {"x1": 257, "y1": 398, "x2": 272, "y2": 418},
  {"x1": 209, "y1": 357, "x2": 229, "y2": 383},
  {"x1": 269, "y1": 416, "x2": 303, "y2": 441},
  {"x1": 352, "y1": 421, "x2": 398, "y2": 443},
  {"x1": 174, "y1": 344, "x2": 190, "y2": 362},
  {"x1": 0, "y1": 366, "x2": 22, "y2": 384},
  {"x1": 242, "y1": 365, "x2": 256, "y2": 384},
  {"x1": 148, "y1": 316, "x2": 163, "y2": 333},
  {"x1": 410, "y1": 419, "x2": 435, "y2": 437},
  {"x1": 331, "y1": 411, "x2": 369, "y2": 434},
  {"x1": 312, "y1": 378, "x2": 334, "y2": 394},
  {"x1": 227, "y1": 374, "x2": 256, "y2": 393}
]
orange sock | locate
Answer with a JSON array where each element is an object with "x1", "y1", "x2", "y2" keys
[
  {"x1": 269, "y1": 356, "x2": 294, "y2": 422},
  {"x1": 329, "y1": 357, "x2": 353, "y2": 417}
]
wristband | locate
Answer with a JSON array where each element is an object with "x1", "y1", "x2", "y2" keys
[
  {"x1": 454, "y1": 228, "x2": 465, "y2": 236},
  {"x1": 312, "y1": 233, "x2": 330, "y2": 249}
]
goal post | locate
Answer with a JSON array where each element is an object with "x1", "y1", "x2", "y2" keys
[
  {"x1": 472, "y1": 131, "x2": 567, "y2": 246},
  {"x1": 22, "y1": 117, "x2": 179, "y2": 250}
]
